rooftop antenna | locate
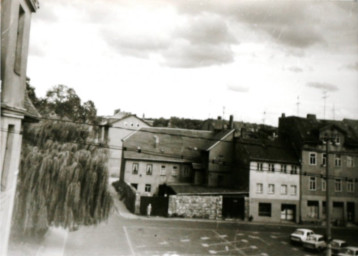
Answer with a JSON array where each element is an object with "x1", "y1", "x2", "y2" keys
[
  {"x1": 296, "y1": 96, "x2": 300, "y2": 116},
  {"x1": 332, "y1": 104, "x2": 336, "y2": 120},
  {"x1": 223, "y1": 106, "x2": 226, "y2": 120},
  {"x1": 262, "y1": 110, "x2": 266, "y2": 124},
  {"x1": 323, "y1": 91, "x2": 328, "y2": 119}
]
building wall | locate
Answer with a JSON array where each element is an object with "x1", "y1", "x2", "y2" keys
[
  {"x1": 168, "y1": 195, "x2": 222, "y2": 220},
  {"x1": 301, "y1": 146, "x2": 358, "y2": 223},
  {"x1": 249, "y1": 161, "x2": 300, "y2": 223},
  {"x1": 207, "y1": 132, "x2": 234, "y2": 187},
  {"x1": 123, "y1": 160, "x2": 192, "y2": 196},
  {"x1": 1, "y1": 0, "x2": 35, "y2": 110},
  {"x1": 107, "y1": 116, "x2": 150, "y2": 177},
  {"x1": 1, "y1": 0, "x2": 38, "y2": 255}
]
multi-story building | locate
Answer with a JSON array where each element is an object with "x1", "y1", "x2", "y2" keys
[
  {"x1": 235, "y1": 138, "x2": 300, "y2": 223},
  {"x1": 1, "y1": 0, "x2": 40, "y2": 254},
  {"x1": 279, "y1": 114, "x2": 358, "y2": 224},
  {"x1": 121, "y1": 127, "x2": 235, "y2": 195},
  {"x1": 99, "y1": 109, "x2": 151, "y2": 177}
]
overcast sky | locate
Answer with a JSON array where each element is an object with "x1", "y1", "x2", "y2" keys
[{"x1": 28, "y1": 0, "x2": 358, "y2": 126}]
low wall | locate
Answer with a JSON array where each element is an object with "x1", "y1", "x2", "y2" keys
[{"x1": 168, "y1": 195, "x2": 222, "y2": 220}]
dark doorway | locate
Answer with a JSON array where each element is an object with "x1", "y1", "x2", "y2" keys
[
  {"x1": 281, "y1": 204, "x2": 296, "y2": 221},
  {"x1": 140, "y1": 196, "x2": 169, "y2": 217},
  {"x1": 222, "y1": 197, "x2": 245, "y2": 219},
  {"x1": 347, "y1": 202, "x2": 355, "y2": 223}
]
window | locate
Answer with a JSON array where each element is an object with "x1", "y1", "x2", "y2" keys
[
  {"x1": 145, "y1": 184, "x2": 151, "y2": 192},
  {"x1": 307, "y1": 201, "x2": 319, "y2": 218},
  {"x1": 160, "y1": 165, "x2": 166, "y2": 176},
  {"x1": 258, "y1": 203, "x2": 271, "y2": 217},
  {"x1": 333, "y1": 134, "x2": 340, "y2": 145},
  {"x1": 171, "y1": 166, "x2": 178, "y2": 176},
  {"x1": 280, "y1": 184, "x2": 287, "y2": 195},
  {"x1": 309, "y1": 177, "x2": 316, "y2": 191},
  {"x1": 347, "y1": 156, "x2": 354, "y2": 168},
  {"x1": 256, "y1": 183, "x2": 263, "y2": 194},
  {"x1": 268, "y1": 164, "x2": 275, "y2": 172},
  {"x1": 322, "y1": 179, "x2": 326, "y2": 191},
  {"x1": 14, "y1": 6, "x2": 25, "y2": 75},
  {"x1": 291, "y1": 165, "x2": 298, "y2": 174},
  {"x1": 268, "y1": 184, "x2": 275, "y2": 194},
  {"x1": 322, "y1": 153, "x2": 327, "y2": 166},
  {"x1": 257, "y1": 162, "x2": 263, "y2": 171},
  {"x1": 131, "y1": 183, "x2": 138, "y2": 189},
  {"x1": 335, "y1": 179, "x2": 342, "y2": 192},
  {"x1": 132, "y1": 163, "x2": 139, "y2": 174},
  {"x1": 146, "y1": 164, "x2": 153, "y2": 175},
  {"x1": 347, "y1": 179, "x2": 354, "y2": 192},
  {"x1": 290, "y1": 185, "x2": 297, "y2": 195},
  {"x1": 335, "y1": 155, "x2": 341, "y2": 167},
  {"x1": 280, "y1": 164, "x2": 287, "y2": 173},
  {"x1": 309, "y1": 153, "x2": 317, "y2": 165},
  {"x1": 182, "y1": 166, "x2": 190, "y2": 177}
]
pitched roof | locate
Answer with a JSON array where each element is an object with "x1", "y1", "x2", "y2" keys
[
  {"x1": 23, "y1": 92, "x2": 41, "y2": 122},
  {"x1": 100, "y1": 114, "x2": 152, "y2": 127},
  {"x1": 123, "y1": 127, "x2": 216, "y2": 163},
  {"x1": 238, "y1": 138, "x2": 299, "y2": 164},
  {"x1": 281, "y1": 115, "x2": 358, "y2": 145}
]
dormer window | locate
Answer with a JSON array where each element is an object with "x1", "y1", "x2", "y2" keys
[{"x1": 333, "y1": 134, "x2": 340, "y2": 145}]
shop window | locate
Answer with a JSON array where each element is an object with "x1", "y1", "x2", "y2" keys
[{"x1": 258, "y1": 203, "x2": 271, "y2": 217}]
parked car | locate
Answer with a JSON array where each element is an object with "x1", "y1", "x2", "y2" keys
[
  {"x1": 331, "y1": 239, "x2": 348, "y2": 255},
  {"x1": 302, "y1": 234, "x2": 327, "y2": 251},
  {"x1": 338, "y1": 247, "x2": 358, "y2": 256},
  {"x1": 290, "y1": 228, "x2": 314, "y2": 244}
]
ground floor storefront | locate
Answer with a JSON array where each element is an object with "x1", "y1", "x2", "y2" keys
[
  {"x1": 249, "y1": 198, "x2": 299, "y2": 223},
  {"x1": 301, "y1": 196, "x2": 358, "y2": 225}
]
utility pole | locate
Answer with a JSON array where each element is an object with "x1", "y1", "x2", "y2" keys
[{"x1": 325, "y1": 137, "x2": 333, "y2": 256}]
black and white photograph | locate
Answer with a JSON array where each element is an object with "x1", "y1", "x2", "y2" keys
[{"x1": 1, "y1": 0, "x2": 358, "y2": 255}]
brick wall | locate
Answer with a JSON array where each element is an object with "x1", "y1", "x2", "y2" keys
[{"x1": 168, "y1": 195, "x2": 222, "y2": 220}]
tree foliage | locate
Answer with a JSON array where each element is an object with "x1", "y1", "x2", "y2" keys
[
  {"x1": 28, "y1": 84, "x2": 98, "y2": 124},
  {"x1": 13, "y1": 121, "x2": 112, "y2": 236}
]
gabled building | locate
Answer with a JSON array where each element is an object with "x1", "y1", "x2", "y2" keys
[
  {"x1": 121, "y1": 127, "x2": 236, "y2": 196},
  {"x1": 99, "y1": 109, "x2": 151, "y2": 177},
  {"x1": 279, "y1": 114, "x2": 358, "y2": 224},
  {"x1": 1, "y1": 0, "x2": 40, "y2": 254},
  {"x1": 234, "y1": 138, "x2": 300, "y2": 223}
]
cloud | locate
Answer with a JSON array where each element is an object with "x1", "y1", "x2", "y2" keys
[
  {"x1": 288, "y1": 66, "x2": 303, "y2": 73},
  {"x1": 344, "y1": 62, "x2": 358, "y2": 71},
  {"x1": 101, "y1": 12, "x2": 237, "y2": 68},
  {"x1": 162, "y1": 42, "x2": 234, "y2": 68},
  {"x1": 227, "y1": 84, "x2": 249, "y2": 93},
  {"x1": 307, "y1": 82, "x2": 339, "y2": 92},
  {"x1": 175, "y1": 0, "x2": 357, "y2": 53}
]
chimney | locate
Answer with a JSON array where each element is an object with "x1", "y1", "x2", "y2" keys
[
  {"x1": 281, "y1": 113, "x2": 286, "y2": 118},
  {"x1": 217, "y1": 116, "x2": 222, "y2": 120},
  {"x1": 306, "y1": 114, "x2": 316, "y2": 120},
  {"x1": 229, "y1": 115, "x2": 234, "y2": 129}
]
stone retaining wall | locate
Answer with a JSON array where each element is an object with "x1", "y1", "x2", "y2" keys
[{"x1": 168, "y1": 195, "x2": 222, "y2": 220}]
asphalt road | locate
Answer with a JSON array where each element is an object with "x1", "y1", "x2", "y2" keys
[{"x1": 8, "y1": 184, "x2": 358, "y2": 256}]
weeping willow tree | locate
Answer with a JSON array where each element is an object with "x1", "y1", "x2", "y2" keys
[{"x1": 12, "y1": 120, "x2": 112, "y2": 237}]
